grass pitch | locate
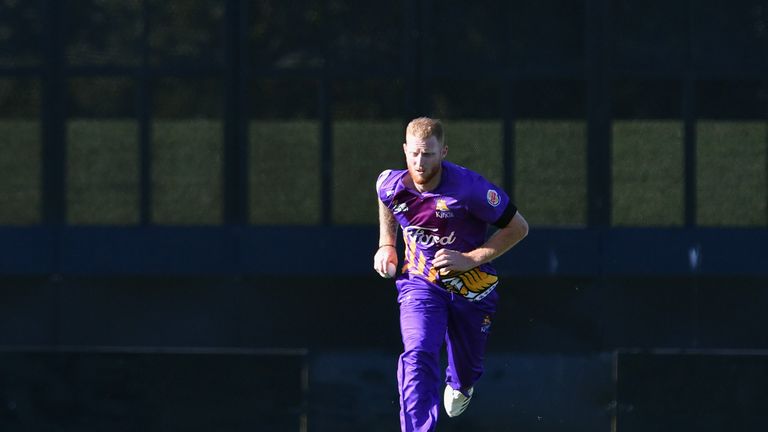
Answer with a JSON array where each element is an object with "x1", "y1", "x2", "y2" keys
[{"x1": 0, "y1": 119, "x2": 764, "y2": 226}]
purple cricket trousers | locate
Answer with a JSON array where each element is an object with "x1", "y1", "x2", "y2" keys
[{"x1": 395, "y1": 277, "x2": 499, "y2": 432}]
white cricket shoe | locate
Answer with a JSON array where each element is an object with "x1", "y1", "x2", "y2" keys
[{"x1": 443, "y1": 385, "x2": 473, "y2": 417}]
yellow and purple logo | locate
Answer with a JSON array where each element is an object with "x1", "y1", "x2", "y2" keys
[{"x1": 435, "y1": 198, "x2": 454, "y2": 219}]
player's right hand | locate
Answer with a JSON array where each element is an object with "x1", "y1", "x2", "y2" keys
[{"x1": 373, "y1": 245, "x2": 398, "y2": 278}]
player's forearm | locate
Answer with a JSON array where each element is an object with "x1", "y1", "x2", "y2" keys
[
  {"x1": 466, "y1": 212, "x2": 528, "y2": 265},
  {"x1": 378, "y1": 200, "x2": 398, "y2": 246}
]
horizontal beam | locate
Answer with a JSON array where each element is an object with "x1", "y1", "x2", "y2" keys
[{"x1": 1, "y1": 226, "x2": 766, "y2": 278}]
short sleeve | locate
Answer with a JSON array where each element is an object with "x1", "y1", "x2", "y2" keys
[
  {"x1": 376, "y1": 169, "x2": 394, "y2": 205},
  {"x1": 466, "y1": 175, "x2": 517, "y2": 228}
]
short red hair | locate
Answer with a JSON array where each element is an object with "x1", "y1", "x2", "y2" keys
[{"x1": 406, "y1": 117, "x2": 444, "y2": 146}]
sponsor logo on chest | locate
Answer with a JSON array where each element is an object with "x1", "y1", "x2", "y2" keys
[
  {"x1": 404, "y1": 226, "x2": 456, "y2": 248},
  {"x1": 434, "y1": 198, "x2": 454, "y2": 219}
]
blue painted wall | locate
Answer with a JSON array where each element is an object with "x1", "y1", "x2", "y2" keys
[
  {"x1": 1, "y1": 226, "x2": 767, "y2": 430},
  {"x1": 2, "y1": 226, "x2": 767, "y2": 277}
]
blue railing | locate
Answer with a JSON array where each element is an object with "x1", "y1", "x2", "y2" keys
[{"x1": 2, "y1": 226, "x2": 766, "y2": 277}]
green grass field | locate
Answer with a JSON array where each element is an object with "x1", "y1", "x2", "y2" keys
[
  {"x1": 0, "y1": 119, "x2": 765, "y2": 226},
  {"x1": 0, "y1": 121, "x2": 40, "y2": 224},
  {"x1": 612, "y1": 120, "x2": 684, "y2": 226}
]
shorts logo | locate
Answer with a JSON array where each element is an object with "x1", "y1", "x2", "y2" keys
[
  {"x1": 481, "y1": 315, "x2": 492, "y2": 333},
  {"x1": 487, "y1": 189, "x2": 501, "y2": 207}
]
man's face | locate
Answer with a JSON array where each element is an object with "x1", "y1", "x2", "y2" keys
[{"x1": 403, "y1": 134, "x2": 447, "y2": 187}]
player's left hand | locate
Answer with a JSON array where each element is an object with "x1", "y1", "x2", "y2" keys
[{"x1": 433, "y1": 248, "x2": 476, "y2": 275}]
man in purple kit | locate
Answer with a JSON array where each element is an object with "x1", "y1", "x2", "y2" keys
[{"x1": 373, "y1": 117, "x2": 529, "y2": 431}]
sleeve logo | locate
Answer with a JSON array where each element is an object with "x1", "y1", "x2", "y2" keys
[{"x1": 486, "y1": 189, "x2": 501, "y2": 207}]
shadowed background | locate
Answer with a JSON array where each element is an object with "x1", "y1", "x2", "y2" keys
[{"x1": 1, "y1": 0, "x2": 768, "y2": 431}]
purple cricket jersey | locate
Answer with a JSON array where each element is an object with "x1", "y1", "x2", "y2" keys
[{"x1": 377, "y1": 161, "x2": 517, "y2": 301}]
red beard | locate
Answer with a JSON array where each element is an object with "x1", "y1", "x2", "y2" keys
[{"x1": 409, "y1": 165, "x2": 439, "y2": 186}]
